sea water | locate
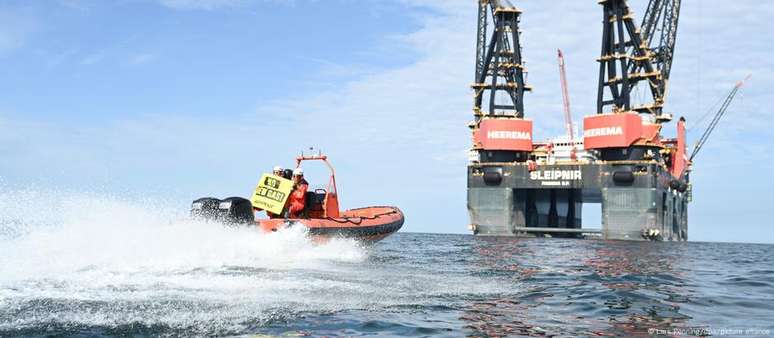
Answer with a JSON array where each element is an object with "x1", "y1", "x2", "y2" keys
[{"x1": 1, "y1": 191, "x2": 773, "y2": 337}]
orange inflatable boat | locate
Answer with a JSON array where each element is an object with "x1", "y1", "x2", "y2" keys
[
  {"x1": 257, "y1": 206, "x2": 404, "y2": 242},
  {"x1": 191, "y1": 154, "x2": 404, "y2": 243}
]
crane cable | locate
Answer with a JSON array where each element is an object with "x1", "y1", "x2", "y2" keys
[{"x1": 688, "y1": 74, "x2": 751, "y2": 162}]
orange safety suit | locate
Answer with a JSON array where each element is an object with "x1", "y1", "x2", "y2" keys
[{"x1": 288, "y1": 178, "x2": 309, "y2": 218}]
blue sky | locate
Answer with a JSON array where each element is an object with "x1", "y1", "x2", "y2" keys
[{"x1": 0, "y1": 0, "x2": 771, "y2": 243}]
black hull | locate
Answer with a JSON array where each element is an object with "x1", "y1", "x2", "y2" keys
[{"x1": 467, "y1": 161, "x2": 689, "y2": 241}]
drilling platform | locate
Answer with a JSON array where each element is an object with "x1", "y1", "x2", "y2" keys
[{"x1": 467, "y1": 0, "x2": 744, "y2": 241}]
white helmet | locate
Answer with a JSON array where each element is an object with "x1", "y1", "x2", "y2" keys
[
  {"x1": 273, "y1": 166, "x2": 282, "y2": 172},
  {"x1": 293, "y1": 168, "x2": 304, "y2": 176}
]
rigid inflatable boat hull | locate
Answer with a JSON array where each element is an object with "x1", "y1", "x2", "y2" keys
[{"x1": 257, "y1": 206, "x2": 404, "y2": 243}]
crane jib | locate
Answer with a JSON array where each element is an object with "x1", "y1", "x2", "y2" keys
[{"x1": 689, "y1": 75, "x2": 751, "y2": 162}]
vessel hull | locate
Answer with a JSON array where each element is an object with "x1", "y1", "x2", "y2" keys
[{"x1": 467, "y1": 162, "x2": 688, "y2": 241}]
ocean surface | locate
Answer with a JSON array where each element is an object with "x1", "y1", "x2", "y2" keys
[{"x1": 1, "y1": 192, "x2": 773, "y2": 337}]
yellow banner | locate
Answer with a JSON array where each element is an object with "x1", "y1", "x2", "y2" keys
[{"x1": 251, "y1": 174, "x2": 294, "y2": 215}]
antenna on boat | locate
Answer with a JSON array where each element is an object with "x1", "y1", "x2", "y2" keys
[{"x1": 300, "y1": 147, "x2": 324, "y2": 159}]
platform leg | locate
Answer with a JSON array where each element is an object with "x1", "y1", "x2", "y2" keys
[
  {"x1": 566, "y1": 189, "x2": 582, "y2": 230},
  {"x1": 468, "y1": 187, "x2": 524, "y2": 235},
  {"x1": 602, "y1": 187, "x2": 658, "y2": 240}
]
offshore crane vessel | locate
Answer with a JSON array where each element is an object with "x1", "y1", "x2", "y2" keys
[{"x1": 467, "y1": 0, "x2": 742, "y2": 241}]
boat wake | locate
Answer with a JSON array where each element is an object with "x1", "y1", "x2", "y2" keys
[{"x1": 0, "y1": 189, "x2": 366, "y2": 335}]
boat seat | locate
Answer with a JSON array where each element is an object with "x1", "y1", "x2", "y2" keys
[{"x1": 303, "y1": 189, "x2": 326, "y2": 218}]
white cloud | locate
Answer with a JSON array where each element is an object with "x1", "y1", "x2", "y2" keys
[
  {"x1": 2, "y1": 0, "x2": 771, "y2": 236},
  {"x1": 78, "y1": 35, "x2": 144, "y2": 66},
  {"x1": 46, "y1": 48, "x2": 79, "y2": 68},
  {"x1": 255, "y1": 0, "x2": 773, "y2": 234},
  {"x1": 56, "y1": 0, "x2": 91, "y2": 11},
  {"x1": 0, "y1": 111, "x2": 294, "y2": 198},
  {"x1": 159, "y1": 0, "x2": 250, "y2": 10},
  {"x1": 0, "y1": 8, "x2": 37, "y2": 56},
  {"x1": 80, "y1": 51, "x2": 105, "y2": 65},
  {"x1": 265, "y1": 0, "x2": 473, "y2": 144},
  {"x1": 129, "y1": 53, "x2": 155, "y2": 65}
]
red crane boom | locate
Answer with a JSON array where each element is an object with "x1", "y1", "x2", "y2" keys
[{"x1": 558, "y1": 49, "x2": 574, "y2": 141}]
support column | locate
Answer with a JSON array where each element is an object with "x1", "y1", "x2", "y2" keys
[
  {"x1": 680, "y1": 199, "x2": 688, "y2": 241},
  {"x1": 468, "y1": 187, "x2": 524, "y2": 235},
  {"x1": 602, "y1": 187, "x2": 658, "y2": 240},
  {"x1": 566, "y1": 189, "x2": 583, "y2": 229},
  {"x1": 534, "y1": 190, "x2": 551, "y2": 228}
]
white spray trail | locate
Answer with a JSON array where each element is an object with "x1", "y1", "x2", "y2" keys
[
  {"x1": 0, "y1": 190, "x2": 366, "y2": 312},
  {"x1": 0, "y1": 189, "x2": 508, "y2": 335}
]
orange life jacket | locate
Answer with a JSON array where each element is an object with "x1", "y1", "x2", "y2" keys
[{"x1": 288, "y1": 179, "x2": 309, "y2": 218}]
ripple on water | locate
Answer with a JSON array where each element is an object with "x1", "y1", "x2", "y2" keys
[{"x1": 1, "y1": 195, "x2": 773, "y2": 337}]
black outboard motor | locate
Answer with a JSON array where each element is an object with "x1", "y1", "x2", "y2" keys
[
  {"x1": 191, "y1": 197, "x2": 221, "y2": 220},
  {"x1": 191, "y1": 196, "x2": 254, "y2": 225},
  {"x1": 217, "y1": 197, "x2": 255, "y2": 225}
]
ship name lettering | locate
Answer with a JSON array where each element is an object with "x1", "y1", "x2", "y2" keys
[
  {"x1": 530, "y1": 170, "x2": 582, "y2": 180},
  {"x1": 487, "y1": 130, "x2": 531, "y2": 140},
  {"x1": 584, "y1": 126, "x2": 623, "y2": 137}
]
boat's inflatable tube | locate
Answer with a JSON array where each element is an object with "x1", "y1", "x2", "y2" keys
[
  {"x1": 191, "y1": 198, "x2": 403, "y2": 242},
  {"x1": 190, "y1": 153, "x2": 402, "y2": 242},
  {"x1": 258, "y1": 206, "x2": 404, "y2": 242}
]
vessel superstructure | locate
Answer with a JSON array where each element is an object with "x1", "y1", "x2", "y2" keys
[{"x1": 467, "y1": 0, "x2": 742, "y2": 241}]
